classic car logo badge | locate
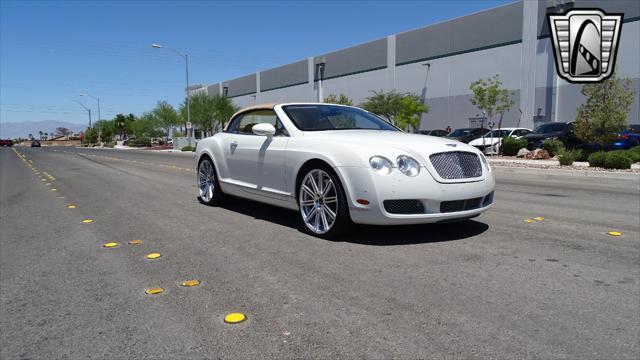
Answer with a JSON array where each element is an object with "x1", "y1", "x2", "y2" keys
[
  {"x1": 548, "y1": 8, "x2": 623, "y2": 83},
  {"x1": 446, "y1": 144, "x2": 457, "y2": 147}
]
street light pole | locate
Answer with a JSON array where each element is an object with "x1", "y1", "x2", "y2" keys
[
  {"x1": 80, "y1": 93, "x2": 100, "y2": 126},
  {"x1": 152, "y1": 43, "x2": 191, "y2": 146},
  {"x1": 74, "y1": 100, "x2": 92, "y2": 129}
]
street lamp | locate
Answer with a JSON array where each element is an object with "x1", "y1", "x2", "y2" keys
[
  {"x1": 152, "y1": 43, "x2": 191, "y2": 146},
  {"x1": 73, "y1": 100, "x2": 92, "y2": 129},
  {"x1": 79, "y1": 93, "x2": 100, "y2": 125}
]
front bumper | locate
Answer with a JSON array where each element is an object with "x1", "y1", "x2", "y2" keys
[{"x1": 335, "y1": 166, "x2": 495, "y2": 225}]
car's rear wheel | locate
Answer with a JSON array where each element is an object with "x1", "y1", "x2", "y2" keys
[
  {"x1": 298, "y1": 166, "x2": 351, "y2": 238},
  {"x1": 198, "y1": 157, "x2": 224, "y2": 205}
]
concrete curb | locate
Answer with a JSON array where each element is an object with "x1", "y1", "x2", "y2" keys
[
  {"x1": 75, "y1": 146, "x2": 196, "y2": 156},
  {"x1": 492, "y1": 165, "x2": 640, "y2": 180}
]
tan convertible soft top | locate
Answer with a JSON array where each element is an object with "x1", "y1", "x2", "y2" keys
[{"x1": 223, "y1": 103, "x2": 280, "y2": 131}]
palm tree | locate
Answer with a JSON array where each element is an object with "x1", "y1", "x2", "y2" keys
[{"x1": 38, "y1": 130, "x2": 43, "y2": 140}]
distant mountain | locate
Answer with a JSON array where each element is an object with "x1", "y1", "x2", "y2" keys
[{"x1": 0, "y1": 120, "x2": 87, "y2": 139}]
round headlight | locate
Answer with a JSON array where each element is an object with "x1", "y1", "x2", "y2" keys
[
  {"x1": 396, "y1": 155, "x2": 420, "y2": 177},
  {"x1": 369, "y1": 156, "x2": 393, "y2": 175}
]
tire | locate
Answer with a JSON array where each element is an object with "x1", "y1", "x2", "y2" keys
[
  {"x1": 297, "y1": 164, "x2": 351, "y2": 239},
  {"x1": 197, "y1": 156, "x2": 224, "y2": 205}
]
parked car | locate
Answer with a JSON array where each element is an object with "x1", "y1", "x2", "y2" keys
[
  {"x1": 445, "y1": 128, "x2": 489, "y2": 143},
  {"x1": 583, "y1": 125, "x2": 640, "y2": 151},
  {"x1": 522, "y1": 122, "x2": 579, "y2": 150},
  {"x1": 614, "y1": 125, "x2": 640, "y2": 149},
  {"x1": 0, "y1": 139, "x2": 13, "y2": 147},
  {"x1": 122, "y1": 137, "x2": 135, "y2": 146},
  {"x1": 468, "y1": 128, "x2": 532, "y2": 154},
  {"x1": 196, "y1": 103, "x2": 495, "y2": 238},
  {"x1": 31, "y1": 140, "x2": 41, "y2": 147},
  {"x1": 416, "y1": 129, "x2": 449, "y2": 137}
]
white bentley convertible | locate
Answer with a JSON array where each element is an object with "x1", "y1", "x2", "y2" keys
[{"x1": 196, "y1": 103, "x2": 495, "y2": 238}]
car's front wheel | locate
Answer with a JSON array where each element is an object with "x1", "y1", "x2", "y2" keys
[
  {"x1": 298, "y1": 166, "x2": 351, "y2": 238},
  {"x1": 198, "y1": 156, "x2": 224, "y2": 205}
]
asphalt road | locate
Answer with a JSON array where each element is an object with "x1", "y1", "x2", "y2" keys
[{"x1": 1, "y1": 146, "x2": 639, "y2": 359}]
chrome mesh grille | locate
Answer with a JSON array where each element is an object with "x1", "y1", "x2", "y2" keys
[{"x1": 429, "y1": 151, "x2": 482, "y2": 179}]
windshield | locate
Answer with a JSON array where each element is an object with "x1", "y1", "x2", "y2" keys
[
  {"x1": 282, "y1": 105, "x2": 398, "y2": 132},
  {"x1": 447, "y1": 129, "x2": 473, "y2": 137},
  {"x1": 483, "y1": 129, "x2": 511, "y2": 138},
  {"x1": 533, "y1": 123, "x2": 566, "y2": 134}
]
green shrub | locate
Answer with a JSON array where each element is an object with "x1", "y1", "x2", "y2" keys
[
  {"x1": 130, "y1": 137, "x2": 151, "y2": 147},
  {"x1": 542, "y1": 138, "x2": 565, "y2": 157},
  {"x1": 575, "y1": 149, "x2": 590, "y2": 162},
  {"x1": 626, "y1": 146, "x2": 640, "y2": 163},
  {"x1": 588, "y1": 151, "x2": 607, "y2": 167},
  {"x1": 557, "y1": 149, "x2": 581, "y2": 166},
  {"x1": 604, "y1": 152, "x2": 633, "y2": 169},
  {"x1": 104, "y1": 141, "x2": 115, "y2": 148},
  {"x1": 501, "y1": 136, "x2": 528, "y2": 156},
  {"x1": 181, "y1": 145, "x2": 194, "y2": 152}
]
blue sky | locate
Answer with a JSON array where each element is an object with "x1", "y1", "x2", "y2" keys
[{"x1": 1, "y1": 0, "x2": 512, "y2": 125}]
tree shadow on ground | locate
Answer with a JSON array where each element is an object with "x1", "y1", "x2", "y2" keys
[{"x1": 213, "y1": 196, "x2": 489, "y2": 246}]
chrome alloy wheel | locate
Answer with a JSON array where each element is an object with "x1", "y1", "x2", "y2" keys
[
  {"x1": 198, "y1": 160, "x2": 215, "y2": 202},
  {"x1": 299, "y1": 169, "x2": 338, "y2": 234}
]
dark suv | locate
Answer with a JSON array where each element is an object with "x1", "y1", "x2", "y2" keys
[
  {"x1": 417, "y1": 129, "x2": 449, "y2": 137},
  {"x1": 445, "y1": 128, "x2": 488, "y2": 143},
  {"x1": 523, "y1": 122, "x2": 579, "y2": 149}
]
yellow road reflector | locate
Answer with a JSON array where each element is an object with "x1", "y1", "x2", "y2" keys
[
  {"x1": 59, "y1": 196, "x2": 66, "y2": 199},
  {"x1": 145, "y1": 253, "x2": 161, "y2": 259},
  {"x1": 82, "y1": 219, "x2": 94, "y2": 224},
  {"x1": 181, "y1": 279, "x2": 201, "y2": 287},
  {"x1": 145, "y1": 287, "x2": 164, "y2": 295},
  {"x1": 524, "y1": 219, "x2": 535, "y2": 223},
  {"x1": 608, "y1": 231, "x2": 622, "y2": 236},
  {"x1": 51, "y1": 188, "x2": 57, "y2": 192},
  {"x1": 224, "y1": 313, "x2": 246, "y2": 324},
  {"x1": 533, "y1": 216, "x2": 545, "y2": 221},
  {"x1": 46, "y1": 183, "x2": 51, "y2": 186},
  {"x1": 67, "y1": 205, "x2": 76, "y2": 209},
  {"x1": 129, "y1": 239, "x2": 142, "y2": 245},
  {"x1": 50, "y1": 178, "x2": 56, "y2": 180},
  {"x1": 103, "y1": 242, "x2": 119, "y2": 248},
  {"x1": 41, "y1": 178, "x2": 46, "y2": 181}
]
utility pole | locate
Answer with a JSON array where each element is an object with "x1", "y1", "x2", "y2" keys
[{"x1": 152, "y1": 43, "x2": 192, "y2": 146}]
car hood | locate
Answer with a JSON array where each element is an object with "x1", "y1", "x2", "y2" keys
[
  {"x1": 523, "y1": 132, "x2": 562, "y2": 140},
  {"x1": 301, "y1": 130, "x2": 481, "y2": 163}
]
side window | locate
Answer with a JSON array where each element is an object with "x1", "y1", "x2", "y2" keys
[{"x1": 226, "y1": 110, "x2": 288, "y2": 136}]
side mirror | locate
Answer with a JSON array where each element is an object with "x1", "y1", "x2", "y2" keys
[{"x1": 252, "y1": 123, "x2": 276, "y2": 137}]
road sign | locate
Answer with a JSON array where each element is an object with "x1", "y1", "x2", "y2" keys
[{"x1": 186, "y1": 122, "x2": 192, "y2": 129}]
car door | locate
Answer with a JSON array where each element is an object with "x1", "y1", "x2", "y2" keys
[{"x1": 223, "y1": 109, "x2": 290, "y2": 197}]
